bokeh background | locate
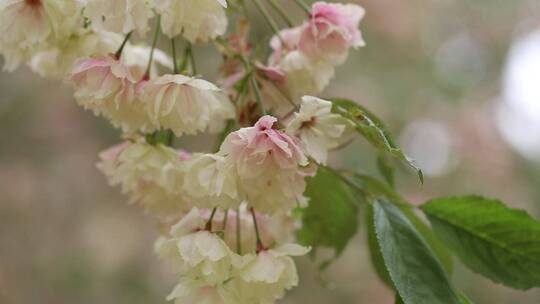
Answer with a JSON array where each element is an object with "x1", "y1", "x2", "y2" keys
[{"x1": 1, "y1": 0, "x2": 540, "y2": 303}]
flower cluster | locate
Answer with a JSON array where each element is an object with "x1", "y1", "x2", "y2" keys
[
  {"x1": 0, "y1": 0, "x2": 364, "y2": 303},
  {"x1": 263, "y1": 2, "x2": 365, "y2": 112}
]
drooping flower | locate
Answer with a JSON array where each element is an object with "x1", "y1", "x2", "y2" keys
[
  {"x1": 156, "y1": 0, "x2": 228, "y2": 43},
  {"x1": 97, "y1": 139, "x2": 190, "y2": 214},
  {"x1": 203, "y1": 205, "x2": 296, "y2": 253},
  {"x1": 183, "y1": 153, "x2": 240, "y2": 210},
  {"x1": 237, "y1": 244, "x2": 311, "y2": 303},
  {"x1": 83, "y1": 0, "x2": 154, "y2": 36},
  {"x1": 299, "y1": 1, "x2": 365, "y2": 65},
  {"x1": 141, "y1": 74, "x2": 235, "y2": 136},
  {"x1": 260, "y1": 1, "x2": 365, "y2": 105},
  {"x1": 0, "y1": 0, "x2": 83, "y2": 71},
  {"x1": 69, "y1": 55, "x2": 152, "y2": 132},
  {"x1": 155, "y1": 208, "x2": 243, "y2": 284},
  {"x1": 166, "y1": 278, "x2": 240, "y2": 304},
  {"x1": 287, "y1": 96, "x2": 355, "y2": 165},
  {"x1": 28, "y1": 31, "x2": 121, "y2": 79},
  {"x1": 219, "y1": 116, "x2": 314, "y2": 214}
]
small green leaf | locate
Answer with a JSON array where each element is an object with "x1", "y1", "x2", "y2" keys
[
  {"x1": 373, "y1": 199, "x2": 462, "y2": 304},
  {"x1": 422, "y1": 195, "x2": 540, "y2": 290},
  {"x1": 297, "y1": 167, "x2": 358, "y2": 257},
  {"x1": 331, "y1": 98, "x2": 423, "y2": 183}
]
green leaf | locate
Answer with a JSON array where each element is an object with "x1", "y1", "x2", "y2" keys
[
  {"x1": 297, "y1": 167, "x2": 358, "y2": 257},
  {"x1": 373, "y1": 199, "x2": 462, "y2": 304},
  {"x1": 421, "y1": 195, "x2": 540, "y2": 290},
  {"x1": 331, "y1": 98, "x2": 423, "y2": 183},
  {"x1": 459, "y1": 294, "x2": 473, "y2": 304},
  {"x1": 395, "y1": 294, "x2": 405, "y2": 304},
  {"x1": 351, "y1": 174, "x2": 453, "y2": 274},
  {"x1": 366, "y1": 203, "x2": 393, "y2": 287},
  {"x1": 377, "y1": 152, "x2": 395, "y2": 187}
]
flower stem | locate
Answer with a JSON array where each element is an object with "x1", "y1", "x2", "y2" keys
[
  {"x1": 114, "y1": 31, "x2": 133, "y2": 59},
  {"x1": 187, "y1": 43, "x2": 197, "y2": 75},
  {"x1": 171, "y1": 38, "x2": 179, "y2": 74},
  {"x1": 250, "y1": 207, "x2": 265, "y2": 252},
  {"x1": 252, "y1": 0, "x2": 283, "y2": 43},
  {"x1": 179, "y1": 45, "x2": 190, "y2": 72},
  {"x1": 292, "y1": 0, "x2": 310, "y2": 14},
  {"x1": 205, "y1": 207, "x2": 218, "y2": 231},
  {"x1": 144, "y1": 15, "x2": 161, "y2": 79},
  {"x1": 222, "y1": 209, "x2": 229, "y2": 231},
  {"x1": 250, "y1": 75, "x2": 268, "y2": 116},
  {"x1": 236, "y1": 207, "x2": 242, "y2": 254},
  {"x1": 266, "y1": 0, "x2": 293, "y2": 27}
]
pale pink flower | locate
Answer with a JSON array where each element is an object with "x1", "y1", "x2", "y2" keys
[
  {"x1": 220, "y1": 116, "x2": 313, "y2": 213},
  {"x1": 221, "y1": 116, "x2": 307, "y2": 175},
  {"x1": 299, "y1": 2, "x2": 365, "y2": 64},
  {"x1": 70, "y1": 56, "x2": 150, "y2": 132}
]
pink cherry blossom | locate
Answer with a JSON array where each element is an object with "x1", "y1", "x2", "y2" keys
[
  {"x1": 299, "y1": 2, "x2": 365, "y2": 64},
  {"x1": 221, "y1": 116, "x2": 307, "y2": 176},
  {"x1": 220, "y1": 116, "x2": 313, "y2": 213}
]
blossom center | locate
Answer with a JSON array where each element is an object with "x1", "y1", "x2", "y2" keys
[
  {"x1": 25, "y1": 0, "x2": 41, "y2": 7},
  {"x1": 301, "y1": 117, "x2": 317, "y2": 129}
]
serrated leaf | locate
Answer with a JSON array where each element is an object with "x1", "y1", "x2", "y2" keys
[
  {"x1": 373, "y1": 199, "x2": 462, "y2": 304},
  {"x1": 296, "y1": 167, "x2": 358, "y2": 257},
  {"x1": 366, "y1": 203, "x2": 393, "y2": 287},
  {"x1": 421, "y1": 195, "x2": 540, "y2": 290},
  {"x1": 330, "y1": 98, "x2": 423, "y2": 183},
  {"x1": 351, "y1": 174, "x2": 453, "y2": 274}
]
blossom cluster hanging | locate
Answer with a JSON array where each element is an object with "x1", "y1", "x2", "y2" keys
[{"x1": 0, "y1": 0, "x2": 365, "y2": 302}]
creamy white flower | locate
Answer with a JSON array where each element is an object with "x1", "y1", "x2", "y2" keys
[
  {"x1": 70, "y1": 55, "x2": 153, "y2": 133},
  {"x1": 121, "y1": 43, "x2": 173, "y2": 79},
  {"x1": 83, "y1": 0, "x2": 154, "y2": 36},
  {"x1": 238, "y1": 244, "x2": 310, "y2": 303},
  {"x1": 141, "y1": 74, "x2": 235, "y2": 136},
  {"x1": 287, "y1": 96, "x2": 355, "y2": 164},
  {"x1": 278, "y1": 51, "x2": 335, "y2": 102},
  {"x1": 156, "y1": 0, "x2": 228, "y2": 43},
  {"x1": 183, "y1": 153, "x2": 240, "y2": 210},
  {"x1": 97, "y1": 139, "x2": 190, "y2": 214},
  {"x1": 0, "y1": 0, "x2": 83, "y2": 71},
  {"x1": 166, "y1": 278, "x2": 240, "y2": 304},
  {"x1": 29, "y1": 31, "x2": 121, "y2": 79},
  {"x1": 156, "y1": 208, "x2": 242, "y2": 284}
]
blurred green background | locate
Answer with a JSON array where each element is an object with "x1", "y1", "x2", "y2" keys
[{"x1": 1, "y1": 0, "x2": 540, "y2": 303}]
